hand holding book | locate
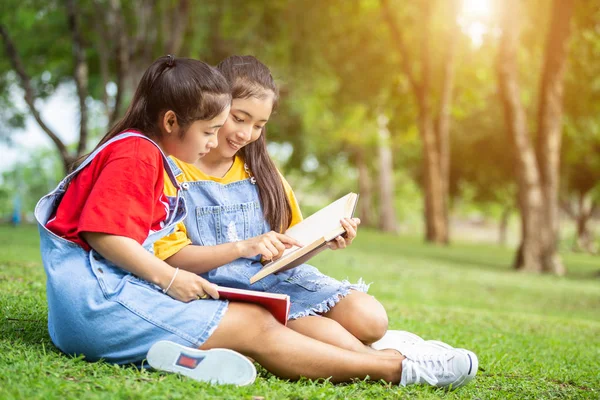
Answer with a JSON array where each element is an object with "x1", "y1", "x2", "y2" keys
[
  {"x1": 326, "y1": 217, "x2": 361, "y2": 250},
  {"x1": 250, "y1": 193, "x2": 359, "y2": 284},
  {"x1": 216, "y1": 286, "x2": 290, "y2": 325}
]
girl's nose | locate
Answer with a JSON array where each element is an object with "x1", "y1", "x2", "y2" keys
[
  {"x1": 208, "y1": 135, "x2": 218, "y2": 149},
  {"x1": 236, "y1": 126, "x2": 252, "y2": 142}
]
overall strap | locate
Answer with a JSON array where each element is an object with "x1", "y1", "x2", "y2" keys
[
  {"x1": 67, "y1": 131, "x2": 181, "y2": 190},
  {"x1": 166, "y1": 157, "x2": 184, "y2": 178}
]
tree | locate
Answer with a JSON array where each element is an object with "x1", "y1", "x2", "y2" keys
[
  {"x1": 559, "y1": 0, "x2": 600, "y2": 253},
  {"x1": 380, "y1": 0, "x2": 460, "y2": 243},
  {"x1": 0, "y1": 0, "x2": 194, "y2": 173},
  {"x1": 497, "y1": 0, "x2": 574, "y2": 274}
]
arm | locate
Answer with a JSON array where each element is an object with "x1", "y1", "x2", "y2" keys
[
  {"x1": 165, "y1": 241, "x2": 245, "y2": 274},
  {"x1": 81, "y1": 232, "x2": 219, "y2": 302},
  {"x1": 165, "y1": 231, "x2": 303, "y2": 274}
]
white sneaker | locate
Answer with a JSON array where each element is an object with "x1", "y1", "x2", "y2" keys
[
  {"x1": 371, "y1": 330, "x2": 424, "y2": 354},
  {"x1": 147, "y1": 341, "x2": 257, "y2": 386},
  {"x1": 372, "y1": 330, "x2": 454, "y2": 356},
  {"x1": 400, "y1": 348, "x2": 478, "y2": 389}
]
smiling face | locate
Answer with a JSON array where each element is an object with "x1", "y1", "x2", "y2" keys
[
  {"x1": 158, "y1": 105, "x2": 231, "y2": 164},
  {"x1": 214, "y1": 93, "x2": 275, "y2": 159}
]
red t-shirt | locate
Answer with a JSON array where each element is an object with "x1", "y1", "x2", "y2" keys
[{"x1": 46, "y1": 135, "x2": 170, "y2": 251}]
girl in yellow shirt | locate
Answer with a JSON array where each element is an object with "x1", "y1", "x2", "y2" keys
[
  {"x1": 148, "y1": 55, "x2": 478, "y2": 389},
  {"x1": 154, "y1": 55, "x2": 388, "y2": 351}
]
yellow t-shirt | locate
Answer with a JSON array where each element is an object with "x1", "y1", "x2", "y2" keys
[{"x1": 154, "y1": 155, "x2": 303, "y2": 260}]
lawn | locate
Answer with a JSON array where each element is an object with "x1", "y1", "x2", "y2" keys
[{"x1": 1, "y1": 224, "x2": 599, "y2": 399}]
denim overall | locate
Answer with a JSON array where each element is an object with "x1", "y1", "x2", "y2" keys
[
  {"x1": 35, "y1": 132, "x2": 228, "y2": 365},
  {"x1": 168, "y1": 158, "x2": 368, "y2": 319}
]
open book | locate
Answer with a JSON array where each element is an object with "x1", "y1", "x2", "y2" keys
[
  {"x1": 249, "y1": 192, "x2": 359, "y2": 284},
  {"x1": 217, "y1": 286, "x2": 290, "y2": 325}
]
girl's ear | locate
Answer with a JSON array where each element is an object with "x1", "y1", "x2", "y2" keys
[{"x1": 162, "y1": 110, "x2": 179, "y2": 135}]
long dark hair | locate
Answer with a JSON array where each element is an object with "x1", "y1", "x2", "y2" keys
[
  {"x1": 72, "y1": 55, "x2": 231, "y2": 170},
  {"x1": 216, "y1": 55, "x2": 291, "y2": 232}
]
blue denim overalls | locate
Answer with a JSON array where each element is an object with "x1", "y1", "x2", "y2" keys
[
  {"x1": 167, "y1": 158, "x2": 369, "y2": 319},
  {"x1": 35, "y1": 132, "x2": 228, "y2": 365}
]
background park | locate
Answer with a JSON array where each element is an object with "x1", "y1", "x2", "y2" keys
[{"x1": 0, "y1": 0, "x2": 598, "y2": 398}]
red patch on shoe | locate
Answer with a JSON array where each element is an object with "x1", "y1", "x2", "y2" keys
[{"x1": 175, "y1": 353, "x2": 205, "y2": 369}]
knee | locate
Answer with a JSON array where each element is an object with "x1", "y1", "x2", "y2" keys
[
  {"x1": 352, "y1": 296, "x2": 389, "y2": 344},
  {"x1": 230, "y1": 303, "x2": 281, "y2": 337},
  {"x1": 359, "y1": 307, "x2": 388, "y2": 344}
]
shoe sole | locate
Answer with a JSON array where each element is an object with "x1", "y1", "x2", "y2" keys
[{"x1": 147, "y1": 341, "x2": 257, "y2": 386}]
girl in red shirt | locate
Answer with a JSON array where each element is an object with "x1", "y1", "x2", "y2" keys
[{"x1": 36, "y1": 55, "x2": 474, "y2": 388}]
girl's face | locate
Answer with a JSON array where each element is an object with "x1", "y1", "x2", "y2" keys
[
  {"x1": 160, "y1": 106, "x2": 230, "y2": 164},
  {"x1": 216, "y1": 94, "x2": 275, "y2": 158}
]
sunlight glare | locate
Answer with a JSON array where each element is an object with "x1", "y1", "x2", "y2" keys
[
  {"x1": 461, "y1": 0, "x2": 493, "y2": 20},
  {"x1": 459, "y1": 0, "x2": 495, "y2": 47}
]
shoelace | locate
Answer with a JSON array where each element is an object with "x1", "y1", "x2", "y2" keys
[{"x1": 401, "y1": 352, "x2": 454, "y2": 386}]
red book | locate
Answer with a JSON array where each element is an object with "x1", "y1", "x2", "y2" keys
[{"x1": 216, "y1": 286, "x2": 290, "y2": 325}]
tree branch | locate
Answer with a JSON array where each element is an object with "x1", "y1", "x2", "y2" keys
[
  {"x1": 589, "y1": 201, "x2": 598, "y2": 218},
  {"x1": 0, "y1": 24, "x2": 71, "y2": 164},
  {"x1": 560, "y1": 198, "x2": 576, "y2": 218},
  {"x1": 380, "y1": 0, "x2": 421, "y2": 94},
  {"x1": 66, "y1": 0, "x2": 89, "y2": 157}
]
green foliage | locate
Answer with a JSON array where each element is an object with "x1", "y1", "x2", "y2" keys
[
  {"x1": 561, "y1": 0, "x2": 600, "y2": 199},
  {"x1": 0, "y1": 147, "x2": 62, "y2": 217},
  {"x1": 0, "y1": 0, "x2": 598, "y2": 237},
  {"x1": 1, "y1": 226, "x2": 599, "y2": 398},
  {"x1": 0, "y1": 0, "x2": 72, "y2": 140}
]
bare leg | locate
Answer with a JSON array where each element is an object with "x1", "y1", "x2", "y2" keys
[
  {"x1": 201, "y1": 302, "x2": 404, "y2": 383},
  {"x1": 287, "y1": 316, "x2": 385, "y2": 355},
  {"x1": 323, "y1": 290, "x2": 389, "y2": 344}
]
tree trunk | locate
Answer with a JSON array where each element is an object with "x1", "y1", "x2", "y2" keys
[
  {"x1": 497, "y1": 0, "x2": 545, "y2": 272},
  {"x1": 0, "y1": 24, "x2": 73, "y2": 172},
  {"x1": 499, "y1": 206, "x2": 511, "y2": 246},
  {"x1": 356, "y1": 150, "x2": 374, "y2": 227},
  {"x1": 108, "y1": 0, "x2": 130, "y2": 127},
  {"x1": 573, "y1": 194, "x2": 596, "y2": 253},
  {"x1": 380, "y1": 0, "x2": 449, "y2": 243},
  {"x1": 436, "y1": 0, "x2": 459, "y2": 244},
  {"x1": 418, "y1": 98, "x2": 447, "y2": 243},
  {"x1": 66, "y1": 0, "x2": 89, "y2": 159},
  {"x1": 535, "y1": 0, "x2": 574, "y2": 275},
  {"x1": 377, "y1": 114, "x2": 399, "y2": 233}
]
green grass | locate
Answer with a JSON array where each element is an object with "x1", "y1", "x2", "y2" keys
[{"x1": 1, "y1": 225, "x2": 599, "y2": 399}]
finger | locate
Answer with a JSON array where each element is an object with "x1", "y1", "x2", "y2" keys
[
  {"x1": 343, "y1": 220, "x2": 357, "y2": 240},
  {"x1": 327, "y1": 241, "x2": 339, "y2": 250},
  {"x1": 276, "y1": 233, "x2": 303, "y2": 248},
  {"x1": 264, "y1": 241, "x2": 280, "y2": 259},
  {"x1": 345, "y1": 218, "x2": 358, "y2": 229},
  {"x1": 340, "y1": 219, "x2": 356, "y2": 240},
  {"x1": 353, "y1": 217, "x2": 361, "y2": 226},
  {"x1": 259, "y1": 244, "x2": 274, "y2": 260},
  {"x1": 203, "y1": 283, "x2": 219, "y2": 299},
  {"x1": 270, "y1": 243, "x2": 286, "y2": 261},
  {"x1": 271, "y1": 238, "x2": 287, "y2": 254},
  {"x1": 332, "y1": 235, "x2": 346, "y2": 250}
]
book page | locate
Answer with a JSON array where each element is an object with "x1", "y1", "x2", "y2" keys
[{"x1": 280, "y1": 193, "x2": 357, "y2": 259}]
